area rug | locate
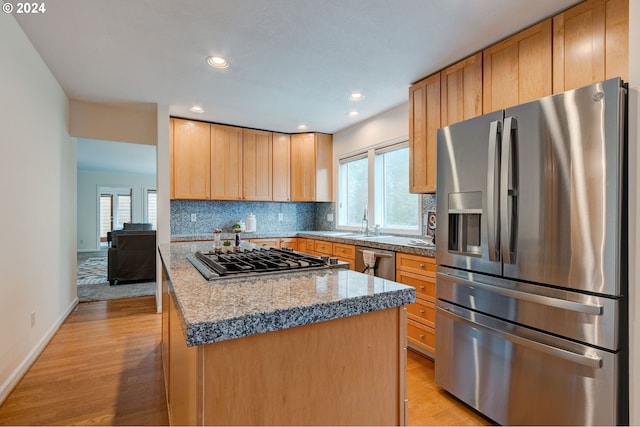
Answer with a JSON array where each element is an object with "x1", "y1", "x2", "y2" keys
[{"x1": 77, "y1": 257, "x2": 156, "y2": 302}]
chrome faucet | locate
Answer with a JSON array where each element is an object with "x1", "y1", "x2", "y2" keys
[{"x1": 362, "y1": 207, "x2": 369, "y2": 236}]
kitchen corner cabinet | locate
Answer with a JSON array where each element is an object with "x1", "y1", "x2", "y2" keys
[
  {"x1": 553, "y1": 0, "x2": 628, "y2": 93},
  {"x1": 171, "y1": 118, "x2": 211, "y2": 200},
  {"x1": 210, "y1": 124, "x2": 243, "y2": 200},
  {"x1": 291, "y1": 133, "x2": 333, "y2": 202},
  {"x1": 440, "y1": 52, "x2": 483, "y2": 127},
  {"x1": 396, "y1": 253, "x2": 436, "y2": 356},
  {"x1": 483, "y1": 19, "x2": 552, "y2": 113},
  {"x1": 242, "y1": 129, "x2": 273, "y2": 201},
  {"x1": 409, "y1": 73, "x2": 441, "y2": 194},
  {"x1": 272, "y1": 133, "x2": 291, "y2": 201}
]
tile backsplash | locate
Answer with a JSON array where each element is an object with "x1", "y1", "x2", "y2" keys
[
  {"x1": 171, "y1": 200, "x2": 334, "y2": 235},
  {"x1": 171, "y1": 195, "x2": 436, "y2": 236}
]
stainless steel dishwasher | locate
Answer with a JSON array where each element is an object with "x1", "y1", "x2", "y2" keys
[{"x1": 355, "y1": 246, "x2": 396, "y2": 281}]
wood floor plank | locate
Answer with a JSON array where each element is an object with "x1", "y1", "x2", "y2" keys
[
  {"x1": 407, "y1": 349, "x2": 494, "y2": 426},
  {"x1": 0, "y1": 296, "x2": 169, "y2": 426},
  {"x1": 1, "y1": 296, "x2": 491, "y2": 426}
]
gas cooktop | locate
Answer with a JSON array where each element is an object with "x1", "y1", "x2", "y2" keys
[{"x1": 187, "y1": 247, "x2": 342, "y2": 280}]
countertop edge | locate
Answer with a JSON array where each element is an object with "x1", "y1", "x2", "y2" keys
[{"x1": 184, "y1": 288, "x2": 415, "y2": 347}]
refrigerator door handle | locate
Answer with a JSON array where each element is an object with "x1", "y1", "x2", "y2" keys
[
  {"x1": 500, "y1": 116, "x2": 517, "y2": 264},
  {"x1": 437, "y1": 271, "x2": 604, "y2": 315},
  {"x1": 438, "y1": 304, "x2": 603, "y2": 369},
  {"x1": 486, "y1": 120, "x2": 501, "y2": 261}
]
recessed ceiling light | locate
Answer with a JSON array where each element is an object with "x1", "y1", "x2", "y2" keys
[
  {"x1": 297, "y1": 124, "x2": 308, "y2": 131},
  {"x1": 348, "y1": 111, "x2": 359, "y2": 117},
  {"x1": 190, "y1": 106, "x2": 205, "y2": 113},
  {"x1": 206, "y1": 56, "x2": 229, "y2": 69},
  {"x1": 348, "y1": 92, "x2": 365, "y2": 101}
]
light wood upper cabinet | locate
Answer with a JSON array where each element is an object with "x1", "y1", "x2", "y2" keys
[
  {"x1": 171, "y1": 118, "x2": 211, "y2": 200},
  {"x1": 291, "y1": 133, "x2": 333, "y2": 202},
  {"x1": 483, "y1": 19, "x2": 552, "y2": 113},
  {"x1": 409, "y1": 73, "x2": 440, "y2": 194},
  {"x1": 272, "y1": 133, "x2": 291, "y2": 201},
  {"x1": 243, "y1": 129, "x2": 272, "y2": 201},
  {"x1": 553, "y1": 0, "x2": 628, "y2": 93},
  {"x1": 441, "y1": 52, "x2": 483, "y2": 127},
  {"x1": 210, "y1": 124, "x2": 243, "y2": 200}
]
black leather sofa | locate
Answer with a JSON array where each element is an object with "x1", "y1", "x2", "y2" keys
[{"x1": 107, "y1": 224, "x2": 156, "y2": 285}]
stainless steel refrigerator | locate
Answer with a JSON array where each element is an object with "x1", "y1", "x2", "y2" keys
[{"x1": 435, "y1": 78, "x2": 628, "y2": 426}]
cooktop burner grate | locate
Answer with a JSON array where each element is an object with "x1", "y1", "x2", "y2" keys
[{"x1": 187, "y1": 247, "x2": 331, "y2": 280}]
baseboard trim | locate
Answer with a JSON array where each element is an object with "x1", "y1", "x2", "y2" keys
[{"x1": 0, "y1": 297, "x2": 79, "y2": 405}]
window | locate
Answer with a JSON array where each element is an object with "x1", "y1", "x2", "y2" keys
[
  {"x1": 338, "y1": 155, "x2": 368, "y2": 227},
  {"x1": 145, "y1": 189, "x2": 157, "y2": 230},
  {"x1": 338, "y1": 142, "x2": 419, "y2": 233}
]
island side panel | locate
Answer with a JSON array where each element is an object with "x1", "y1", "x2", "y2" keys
[
  {"x1": 201, "y1": 307, "x2": 404, "y2": 426},
  {"x1": 168, "y1": 290, "x2": 201, "y2": 426}
]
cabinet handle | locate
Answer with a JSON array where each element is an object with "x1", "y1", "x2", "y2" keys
[
  {"x1": 419, "y1": 334, "x2": 425, "y2": 339},
  {"x1": 419, "y1": 286, "x2": 425, "y2": 290},
  {"x1": 419, "y1": 263, "x2": 425, "y2": 268},
  {"x1": 419, "y1": 310, "x2": 425, "y2": 314}
]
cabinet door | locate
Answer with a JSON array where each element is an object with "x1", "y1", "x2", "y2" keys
[
  {"x1": 441, "y1": 52, "x2": 483, "y2": 127},
  {"x1": 280, "y1": 238, "x2": 298, "y2": 249},
  {"x1": 210, "y1": 124, "x2": 243, "y2": 200},
  {"x1": 291, "y1": 133, "x2": 316, "y2": 201},
  {"x1": 272, "y1": 133, "x2": 291, "y2": 201},
  {"x1": 553, "y1": 0, "x2": 628, "y2": 93},
  {"x1": 409, "y1": 73, "x2": 440, "y2": 193},
  {"x1": 243, "y1": 129, "x2": 272, "y2": 201},
  {"x1": 314, "y1": 133, "x2": 333, "y2": 202},
  {"x1": 483, "y1": 19, "x2": 552, "y2": 113},
  {"x1": 171, "y1": 118, "x2": 210, "y2": 200}
]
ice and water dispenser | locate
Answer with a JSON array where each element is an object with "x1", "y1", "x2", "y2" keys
[{"x1": 447, "y1": 191, "x2": 482, "y2": 256}]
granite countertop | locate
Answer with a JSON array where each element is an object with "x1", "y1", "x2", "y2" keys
[
  {"x1": 160, "y1": 241, "x2": 416, "y2": 347},
  {"x1": 172, "y1": 230, "x2": 436, "y2": 257}
]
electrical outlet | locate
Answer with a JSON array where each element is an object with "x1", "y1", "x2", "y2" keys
[
  {"x1": 327, "y1": 213, "x2": 334, "y2": 222},
  {"x1": 31, "y1": 312, "x2": 36, "y2": 328},
  {"x1": 278, "y1": 213, "x2": 284, "y2": 221},
  {"x1": 191, "y1": 213, "x2": 197, "y2": 222}
]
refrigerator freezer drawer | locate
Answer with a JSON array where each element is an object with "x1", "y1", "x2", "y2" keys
[
  {"x1": 435, "y1": 301, "x2": 620, "y2": 426},
  {"x1": 437, "y1": 266, "x2": 619, "y2": 350}
]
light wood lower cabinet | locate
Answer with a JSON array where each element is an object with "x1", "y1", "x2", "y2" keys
[
  {"x1": 279, "y1": 237, "x2": 298, "y2": 249},
  {"x1": 333, "y1": 242, "x2": 355, "y2": 270},
  {"x1": 396, "y1": 253, "x2": 436, "y2": 356},
  {"x1": 163, "y1": 296, "x2": 407, "y2": 426}
]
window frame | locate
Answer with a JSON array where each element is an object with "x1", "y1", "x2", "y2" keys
[{"x1": 336, "y1": 138, "x2": 421, "y2": 235}]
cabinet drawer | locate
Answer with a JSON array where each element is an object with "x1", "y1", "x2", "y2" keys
[
  {"x1": 407, "y1": 319, "x2": 435, "y2": 354},
  {"x1": 332, "y1": 243, "x2": 355, "y2": 259},
  {"x1": 396, "y1": 252, "x2": 436, "y2": 276},
  {"x1": 249, "y1": 238, "x2": 280, "y2": 248},
  {"x1": 335, "y1": 257, "x2": 355, "y2": 270},
  {"x1": 406, "y1": 298, "x2": 435, "y2": 328},
  {"x1": 297, "y1": 238, "x2": 308, "y2": 253},
  {"x1": 314, "y1": 240, "x2": 333, "y2": 255},
  {"x1": 395, "y1": 270, "x2": 436, "y2": 300},
  {"x1": 306, "y1": 239, "x2": 315, "y2": 252}
]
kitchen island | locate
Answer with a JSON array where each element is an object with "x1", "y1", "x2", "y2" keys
[{"x1": 159, "y1": 241, "x2": 415, "y2": 426}]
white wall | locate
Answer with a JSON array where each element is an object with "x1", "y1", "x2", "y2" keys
[
  {"x1": 0, "y1": 13, "x2": 77, "y2": 404},
  {"x1": 77, "y1": 170, "x2": 157, "y2": 251},
  {"x1": 156, "y1": 105, "x2": 171, "y2": 312},
  {"x1": 627, "y1": 1, "x2": 639, "y2": 423},
  {"x1": 333, "y1": 103, "x2": 408, "y2": 158}
]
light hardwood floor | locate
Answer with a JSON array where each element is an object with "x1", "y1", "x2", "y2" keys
[
  {"x1": 0, "y1": 296, "x2": 491, "y2": 426},
  {"x1": 0, "y1": 296, "x2": 168, "y2": 426}
]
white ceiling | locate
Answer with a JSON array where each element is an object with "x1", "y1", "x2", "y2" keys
[
  {"x1": 77, "y1": 138, "x2": 156, "y2": 175},
  {"x1": 15, "y1": 0, "x2": 579, "y2": 135}
]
